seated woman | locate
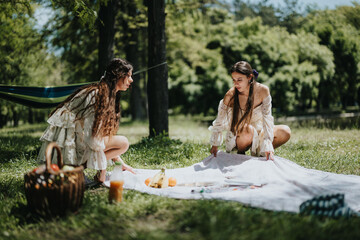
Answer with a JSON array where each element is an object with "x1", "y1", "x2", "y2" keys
[
  {"x1": 37, "y1": 58, "x2": 134, "y2": 182},
  {"x1": 209, "y1": 61, "x2": 291, "y2": 160}
]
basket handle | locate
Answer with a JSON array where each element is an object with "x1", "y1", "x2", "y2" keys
[{"x1": 45, "y1": 142, "x2": 64, "y2": 173}]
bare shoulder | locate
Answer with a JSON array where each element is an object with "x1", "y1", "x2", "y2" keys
[
  {"x1": 256, "y1": 83, "x2": 270, "y2": 100},
  {"x1": 223, "y1": 87, "x2": 235, "y2": 106}
]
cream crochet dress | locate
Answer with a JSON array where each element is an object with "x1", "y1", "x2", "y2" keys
[
  {"x1": 209, "y1": 95, "x2": 274, "y2": 156},
  {"x1": 37, "y1": 89, "x2": 108, "y2": 170}
]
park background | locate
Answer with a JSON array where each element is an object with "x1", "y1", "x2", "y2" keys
[
  {"x1": 1, "y1": 0, "x2": 360, "y2": 239},
  {"x1": 1, "y1": 0, "x2": 360, "y2": 128}
]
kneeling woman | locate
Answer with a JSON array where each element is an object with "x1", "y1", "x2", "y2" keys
[
  {"x1": 37, "y1": 58, "x2": 135, "y2": 182},
  {"x1": 209, "y1": 61, "x2": 291, "y2": 160}
]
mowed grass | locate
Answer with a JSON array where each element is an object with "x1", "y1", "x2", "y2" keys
[{"x1": 1, "y1": 117, "x2": 360, "y2": 240}]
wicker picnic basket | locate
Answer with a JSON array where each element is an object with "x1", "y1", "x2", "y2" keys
[{"x1": 24, "y1": 142, "x2": 85, "y2": 217}]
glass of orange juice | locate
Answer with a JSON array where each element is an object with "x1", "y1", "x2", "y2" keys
[
  {"x1": 109, "y1": 180, "x2": 124, "y2": 203},
  {"x1": 108, "y1": 162, "x2": 124, "y2": 203}
]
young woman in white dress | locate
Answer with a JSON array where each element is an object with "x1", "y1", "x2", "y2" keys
[
  {"x1": 209, "y1": 61, "x2": 291, "y2": 160},
  {"x1": 37, "y1": 58, "x2": 134, "y2": 182}
]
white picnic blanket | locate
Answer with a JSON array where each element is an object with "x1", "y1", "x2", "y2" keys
[{"x1": 104, "y1": 151, "x2": 360, "y2": 213}]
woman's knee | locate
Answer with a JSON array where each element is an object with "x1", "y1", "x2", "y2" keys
[
  {"x1": 118, "y1": 136, "x2": 129, "y2": 151},
  {"x1": 236, "y1": 124, "x2": 254, "y2": 150},
  {"x1": 282, "y1": 125, "x2": 291, "y2": 141},
  {"x1": 277, "y1": 125, "x2": 291, "y2": 142},
  {"x1": 105, "y1": 135, "x2": 129, "y2": 151}
]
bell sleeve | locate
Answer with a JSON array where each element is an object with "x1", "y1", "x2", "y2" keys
[
  {"x1": 260, "y1": 95, "x2": 275, "y2": 154},
  {"x1": 208, "y1": 100, "x2": 231, "y2": 147}
]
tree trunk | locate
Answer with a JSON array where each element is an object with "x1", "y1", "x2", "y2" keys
[
  {"x1": 98, "y1": 0, "x2": 118, "y2": 79},
  {"x1": 12, "y1": 106, "x2": 19, "y2": 127},
  {"x1": 28, "y1": 108, "x2": 33, "y2": 124},
  {"x1": 0, "y1": 112, "x2": 7, "y2": 128},
  {"x1": 147, "y1": 0, "x2": 168, "y2": 137},
  {"x1": 128, "y1": 32, "x2": 146, "y2": 120},
  {"x1": 123, "y1": 0, "x2": 146, "y2": 120},
  {"x1": 141, "y1": 26, "x2": 148, "y2": 117}
]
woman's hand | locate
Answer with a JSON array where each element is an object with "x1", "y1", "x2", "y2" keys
[
  {"x1": 113, "y1": 156, "x2": 136, "y2": 174},
  {"x1": 122, "y1": 163, "x2": 136, "y2": 174},
  {"x1": 210, "y1": 146, "x2": 218, "y2": 157},
  {"x1": 265, "y1": 151, "x2": 274, "y2": 161}
]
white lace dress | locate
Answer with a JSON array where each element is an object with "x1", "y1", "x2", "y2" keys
[
  {"x1": 209, "y1": 95, "x2": 274, "y2": 156},
  {"x1": 37, "y1": 89, "x2": 108, "y2": 170}
]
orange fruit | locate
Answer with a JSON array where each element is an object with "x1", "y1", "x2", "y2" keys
[
  {"x1": 168, "y1": 177, "x2": 177, "y2": 187},
  {"x1": 145, "y1": 177, "x2": 152, "y2": 186}
]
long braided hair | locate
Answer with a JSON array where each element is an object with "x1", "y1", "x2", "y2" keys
[
  {"x1": 50, "y1": 58, "x2": 133, "y2": 138},
  {"x1": 230, "y1": 61, "x2": 258, "y2": 134}
]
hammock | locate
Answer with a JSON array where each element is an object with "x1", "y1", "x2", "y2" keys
[
  {"x1": 0, "y1": 83, "x2": 91, "y2": 108},
  {"x1": 0, "y1": 61, "x2": 167, "y2": 108}
]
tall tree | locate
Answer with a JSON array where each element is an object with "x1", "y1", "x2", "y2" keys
[
  {"x1": 278, "y1": 0, "x2": 305, "y2": 33},
  {"x1": 147, "y1": 0, "x2": 168, "y2": 136},
  {"x1": 98, "y1": 0, "x2": 118, "y2": 78},
  {"x1": 233, "y1": 0, "x2": 280, "y2": 26},
  {"x1": 303, "y1": 6, "x2": 360, "y2": 109},
  {"x1": 42, "y1": 1, "x2": 98, "y2": 84},
  {"x1": 0, "y1": 2, "x2": 45, "y2": 127},
  {"x1": 121, "y1": 0, "x2": 147, "y2": 120}
]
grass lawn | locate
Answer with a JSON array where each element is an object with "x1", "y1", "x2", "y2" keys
[{"x1": 1, "y1": 116, "x2": 360, "y2": 240}]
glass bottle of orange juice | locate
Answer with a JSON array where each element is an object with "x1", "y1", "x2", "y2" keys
[{"x1": 109, "y1": 162, "x2": 124, "y2": 203}]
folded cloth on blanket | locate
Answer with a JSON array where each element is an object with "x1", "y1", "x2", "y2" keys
[{"x1": 104, "y1": 151, "x2": 360, "y2": 213}]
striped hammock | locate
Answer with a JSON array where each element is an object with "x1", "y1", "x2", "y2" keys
[
  {"x1": 0, "y1": 82, "x2": 92, "y2": 108},
  {"x1": 0, "y1": 62, "x2": 167, "y2": 108}
]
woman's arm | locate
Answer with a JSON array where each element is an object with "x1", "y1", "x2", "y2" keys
[
  {"x1": 209, "y1": 89, "x2": 233, "y2": 157},
  {"x1": 260, "y1": 86, "x2": 275, "y2": 160}
]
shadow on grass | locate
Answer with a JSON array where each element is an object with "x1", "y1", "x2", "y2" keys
[
  {"x1": 10, "y1": 202, "x2": 46, "y2": 226},
  {"x1": 129, "y1": 135, "x2": 183, "y2": 165},
  {"x1": 0, "y1": 135, "x2": 41, "y2": 163},
  {"x1": 127, "y1": 134, "x2": 204, "y2": 166},
  {"x1": 0, "y1": 177, "x2": 48, "y2": 226},
  {"x1": 10, "y1": 200, "x2": 86, "y2": 226},
  {"x1": 0, "y1": 150, "x2": 39, "y2": 163},
  {"x1": 131, "y1": 134, "x2": 183, "y2": 149},
  {"x1": 0, "y1": 123, "x2": 47, "y2": 134}
]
